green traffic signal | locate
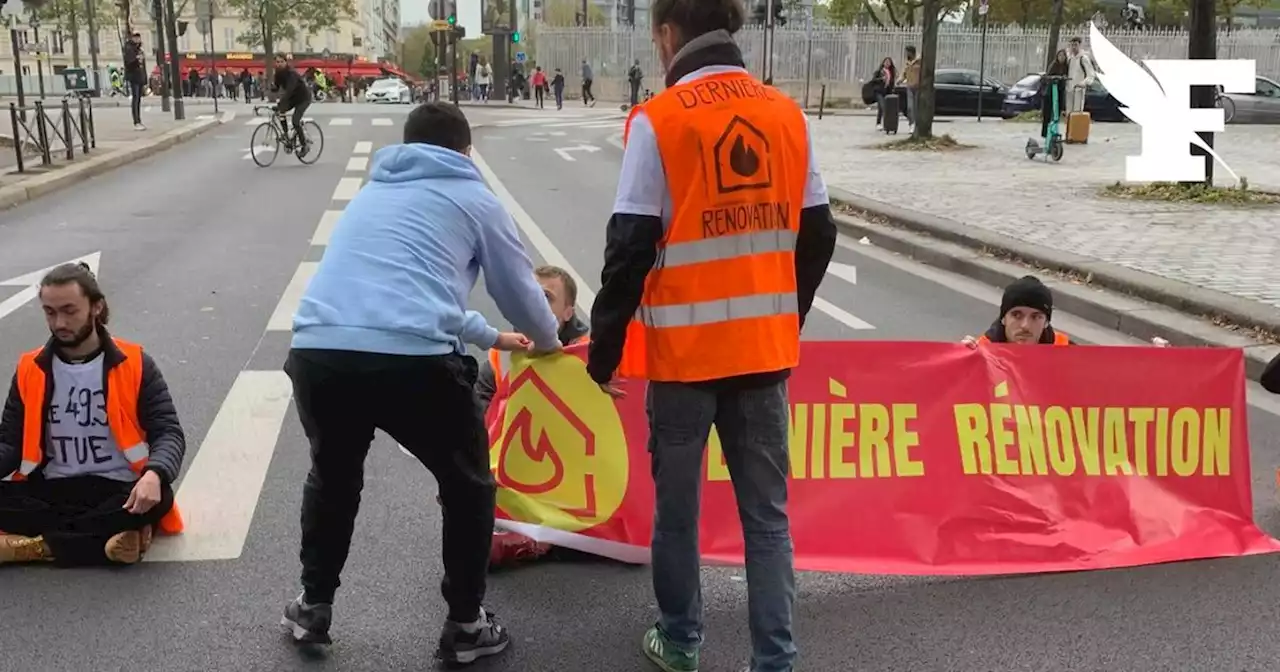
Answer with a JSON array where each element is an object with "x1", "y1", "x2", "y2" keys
[
  {"x1": 511, "y1": 31, "x2": 521, "y2": 43},
  {"x1": 447, "y1": 13, "x2": 457, "y2": 24}
]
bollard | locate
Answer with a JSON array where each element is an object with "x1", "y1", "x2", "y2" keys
[
  {"x1": 61, "y1": 99, "x2": 74, "y2": 160},
  {"x1": 34, "y1": 101, "x2": 52, "y2": 166},
  {"x1": 819, "y1": 84, "x2": 826, "y2": 120},
  {"x1": 86, "y1": 99, "x2": 96, "y2": 149},
  {"x1": 9, "y1": 103, "x2": 23, "y2": 173}
]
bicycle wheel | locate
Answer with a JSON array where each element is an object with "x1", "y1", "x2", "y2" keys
[
  {"x1": 250, "y1": 122, "x2": 280, "y2": 168},
  {"x1": 295, "y1": 120, "x2": 325, "y2": 165}
]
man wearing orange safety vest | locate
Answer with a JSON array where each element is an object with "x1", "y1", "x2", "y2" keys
[
  {"x1": 0, "y1": 263, "x2": 186, "y2": 566},
  {"x1": 585, "y1": 0, "x2": 837, "y2": 669},
  {"x1": 963, "y1": 275, "x2": 1170, "y2": 349}
]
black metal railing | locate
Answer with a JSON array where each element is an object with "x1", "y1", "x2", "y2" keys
[{"x1": 7, "y1": 98, "x2": 97, "y2": 173}]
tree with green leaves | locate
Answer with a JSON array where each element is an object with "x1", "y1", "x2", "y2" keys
[
  {"x1": 541, "y1": 0, "x2": 607, "y2": 26},
  {"x1": 827, "y1": 0, "x2": 966, "y2": 28},
  {"x1": 980, "y1": 0, "x2": 1096, "y2": 26},
  {"x1": 1145, "y1": 0, "x2": 1269, "y2": 28},
  {"x1": 222, "y1": 0, "x2": 355, "y2": 80}
]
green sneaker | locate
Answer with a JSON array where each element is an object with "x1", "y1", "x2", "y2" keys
[{"x1": 642, "y1": 626, "x2": 699, "y2": 672}]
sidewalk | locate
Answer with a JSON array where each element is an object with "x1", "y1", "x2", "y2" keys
[
  {"x1": 812, "y1": 117, "x2": 1280, "y2": 310},
  {"x1": 0, "y1": 105, "x2": 226, "y2": 208}
]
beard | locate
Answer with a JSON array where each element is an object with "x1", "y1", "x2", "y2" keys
[{"x1": 52, "y1": 321, "x2": 96, "y2": 349}]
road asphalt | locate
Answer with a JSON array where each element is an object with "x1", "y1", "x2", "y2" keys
[{"x1": 0, "y1": 102, "x2": 1279, "y2": 672}]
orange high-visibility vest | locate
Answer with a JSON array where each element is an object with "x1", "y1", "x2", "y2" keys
[
  {"x1": 9, "y1": 339, "x2": 185, "y2": 535},
  {"x1": 617, "y1": 71, "x2": 809, "y2": 383},
  {"x1": 975, "y1": 331, "x2": 1071, "y2": 346},
  {"x1": 489, "y1": 334, "x2": 589, "y2": 401}
]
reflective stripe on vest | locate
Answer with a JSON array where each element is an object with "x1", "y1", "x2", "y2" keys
[
  {"x1": 974, "y1": 331, "x2": 1071, "y2": 346},
  {"x1": 616, "y1": 71, "x2": 808, "y2": 383},
  {"x1": 6, "y1": 339, "x2": 185, "y2": 535}
]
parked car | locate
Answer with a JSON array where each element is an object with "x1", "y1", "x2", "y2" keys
[
  {"x1": 1001, "y1": 73, "x2": 1126, "y2": 122},
  {"x1": 364, "y1": 77, "x2": 413, "y2": 104},
  {"x1": 1217, "y1": 76, "x2": 1280, "y2": 124},
  {"x1": 860, "y1": 68, "x2": 1009, "y2": 117}
]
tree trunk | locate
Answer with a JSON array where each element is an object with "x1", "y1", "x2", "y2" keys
[
  {"x1": 913, "y1": 0, "x2": 939, "y2": 139},
  {"x1": 1187, "y1": 0, "x2": 1216, "y2": 186},
  {"x1": 263, "y1": 2, "x2": 275, "y2": 99},
  {"x1": 70, "y1": 1, "x2": 82, "y2": 67},
  {"x1": 1045, "y1": 0, "x2": 1064, "y2": 70}
]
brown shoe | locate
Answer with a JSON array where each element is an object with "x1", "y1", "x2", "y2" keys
[
  {"x1": 104, "y1": 530, "x2": 143, "y2": 564},
  {"x1": 139, "y1": 525, "x2": 154, "y2": 554},
  {"x1": 0, "y1": 534, "x2": 52, "y2": 563}
]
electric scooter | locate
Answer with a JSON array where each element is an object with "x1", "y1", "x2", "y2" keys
[{"x1": 1025, "y1": 74, "x2": 1067, "y2": 163}]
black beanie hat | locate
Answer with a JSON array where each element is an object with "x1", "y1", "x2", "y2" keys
[{"x1": 1000, "y1": 275, "x2": 1053, "y2": 320}]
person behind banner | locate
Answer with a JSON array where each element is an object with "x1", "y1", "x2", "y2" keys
[
  {"x1": 476, "y1": 265, "x2": 589, "y2": 413},
  {"x1": 280, "y1": 102, "x2": 563, "y2": 665},
  {"x1": 585, "y1": 0, "x2": 838, "y2": 669},
  {"x1": 472, "y1": 264, "x2": 590, "y2": 569},
  {"x1": 0, "y1": 263, "x2": 186, "y2": 567},
  {"x1": 963, "y1": 275, "x2": 1169, "y2": 349}
]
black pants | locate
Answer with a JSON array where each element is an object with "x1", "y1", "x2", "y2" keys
[
  {"x1": 280, "y1": 99, "x2": 311, "y2": 143},
  {"x1": 0, "y1": 476, "x2": 173, "y2": 566},
  {"x1": 284, "y1": 349, "x2": 494, "y2": 623},
  {"x1": 129, "y1": 80, "x2": 144, "y2": 125},
  {"x1": 629, "y1": 81, "x2": 640, "y2": 106},
  {"x1": 535, "y1": 85, "x2": 544, "y2": 108},
  {"x1": 582, "y1": 79, "x2": 594, "y2": 104}
]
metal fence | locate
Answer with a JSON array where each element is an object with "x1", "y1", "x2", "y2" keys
[{"x1": 531, "y1": 24, "x2": 1280, "y2": 104}]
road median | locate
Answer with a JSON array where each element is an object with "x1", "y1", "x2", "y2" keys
[
  {"x1": 828, "y1": 186, "x2": 1279, "y2": 382},
  {"x1": 0, "y1": 113, "x2": 226, "y2": 211}
]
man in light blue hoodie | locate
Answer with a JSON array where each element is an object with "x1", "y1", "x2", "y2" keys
[{"x1": 279, "y1": 102, "x2": 561, "y2": 666}]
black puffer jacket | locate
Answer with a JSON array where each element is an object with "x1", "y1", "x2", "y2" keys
[
  {"x1": 1263, "y1": 353, "x2": 1280, "y2": 394},
  {"x1": 0, "y1": 329, "x2": 187, "y2": 485}
]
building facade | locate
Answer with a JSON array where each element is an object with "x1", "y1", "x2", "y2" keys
[{"x1": 0, "y1": 0, "x2": 402, "y2": 77}]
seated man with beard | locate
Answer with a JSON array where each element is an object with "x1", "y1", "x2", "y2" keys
[
  {"x1": 963, "y1": 275, "x2": 1169, "y2": 348},
  {"x1": 0, "y1": 262, "x2": 186, "y2": 566}
]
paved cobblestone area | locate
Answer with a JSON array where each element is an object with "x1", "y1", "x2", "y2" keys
[{"x1": 811, "y1": 117, "x2": 1280, "y2": 311}]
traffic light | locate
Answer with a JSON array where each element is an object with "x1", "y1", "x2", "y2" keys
[
  {"x1": 750, "y1": 1, "x2": 766, "y2": 24},
  {"x1": 772, "y1": 2, "x2": 786, "y2": 26},
  {"x1": 511, "y1": 31, "x2": 521, "y2": 43}
]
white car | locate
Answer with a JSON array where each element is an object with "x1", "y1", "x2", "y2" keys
[{"x1": 365, "y1": 78, "x2": 412, "y2": 104}]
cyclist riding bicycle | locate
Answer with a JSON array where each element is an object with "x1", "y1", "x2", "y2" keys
[{"x1": 272, "y1": 54, "x2": 313, "y2": 152}]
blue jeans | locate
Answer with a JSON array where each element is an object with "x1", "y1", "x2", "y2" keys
[
  {"x1": 647, "y1": 380, "x2": 796, "y2": 672},
  {"x1": 905, "y1": 87, "x2": 918, "y2": 125}
]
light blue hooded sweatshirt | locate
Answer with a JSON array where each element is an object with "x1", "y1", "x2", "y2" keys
[{"x1": 291, "y1": 142, "x2": 561, "y2": 356}]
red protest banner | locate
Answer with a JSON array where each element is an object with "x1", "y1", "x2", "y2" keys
[{"x1": 486, "y1": 341, "x2": 1280, "y2": 574}]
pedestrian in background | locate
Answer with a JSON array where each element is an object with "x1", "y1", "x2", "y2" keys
[
  {"x1": 581, "y1": 59, "x2": 596, "y2": 106},
  {"x1": 1039, "y1": 50, "x2": 1070, "y2": 143},
  {"x1": 587, "y1": 0, "x2": 837, "y2": 668},
  {"x1": 278, "y1": 102, "x2": 562, "y2": 666},
  {"x1": 122, "y1": 32, "x2": 146, "y2": 131},
  {"x1": 628, "y1": 58, "x2": 644, "y2": 107},
  {"x1": 899, "y1": 45, "x2": 920, "y2": 129},
  {"x1": 531, "y1": 66, "x2": 547, "y2": 109},
  {"x1": 871, "y1": 56, "x2": 896, "y2": 129},
  {"x1": 551, "y1": 68, "x2": 566, "y2": 110}
]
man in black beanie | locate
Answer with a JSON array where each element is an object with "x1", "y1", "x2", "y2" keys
[{"x1": 964, "y1": 275, "x2": 1069, "y2": 347}]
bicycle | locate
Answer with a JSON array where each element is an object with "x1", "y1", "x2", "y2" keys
[{"x1": 249, "y1": 105, "x2": 325, "y2": 168}]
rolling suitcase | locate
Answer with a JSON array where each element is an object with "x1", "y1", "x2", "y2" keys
[
  {"x1": 881, "y1": 93, "x2": 900, "y2": 134},
  {"x1": 1066, "y1": 111, "x2": 1091, "y2": 144}
]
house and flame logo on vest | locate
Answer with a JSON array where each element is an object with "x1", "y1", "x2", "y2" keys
[
  {"x1": 488, "y1": 353, "x2": 628, "y2": 533},
  {"x1": 715, "y1": 115, "x2": 773, "y2": 194}
]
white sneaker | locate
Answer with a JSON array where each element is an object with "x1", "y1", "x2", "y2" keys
[{"x1": 134, "y1": 123, "x2": 146, "y2": 131}]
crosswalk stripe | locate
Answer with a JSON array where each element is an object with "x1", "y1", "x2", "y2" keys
[
  {"x1": 346, "y1": 156, "x2": 368, "y2": 172},
  {"x1": 353, "y1": 141, "x2": 373, "y2": 154},
  {"x1": 372, "y1": 118, "x2": 393, "y2": 126},
  {"x1": 244, "y1": 119, "x2": 262, "y2": 126},
  {"x1": 329, "y1": 117, "x2": 353, "y2": 126}
]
